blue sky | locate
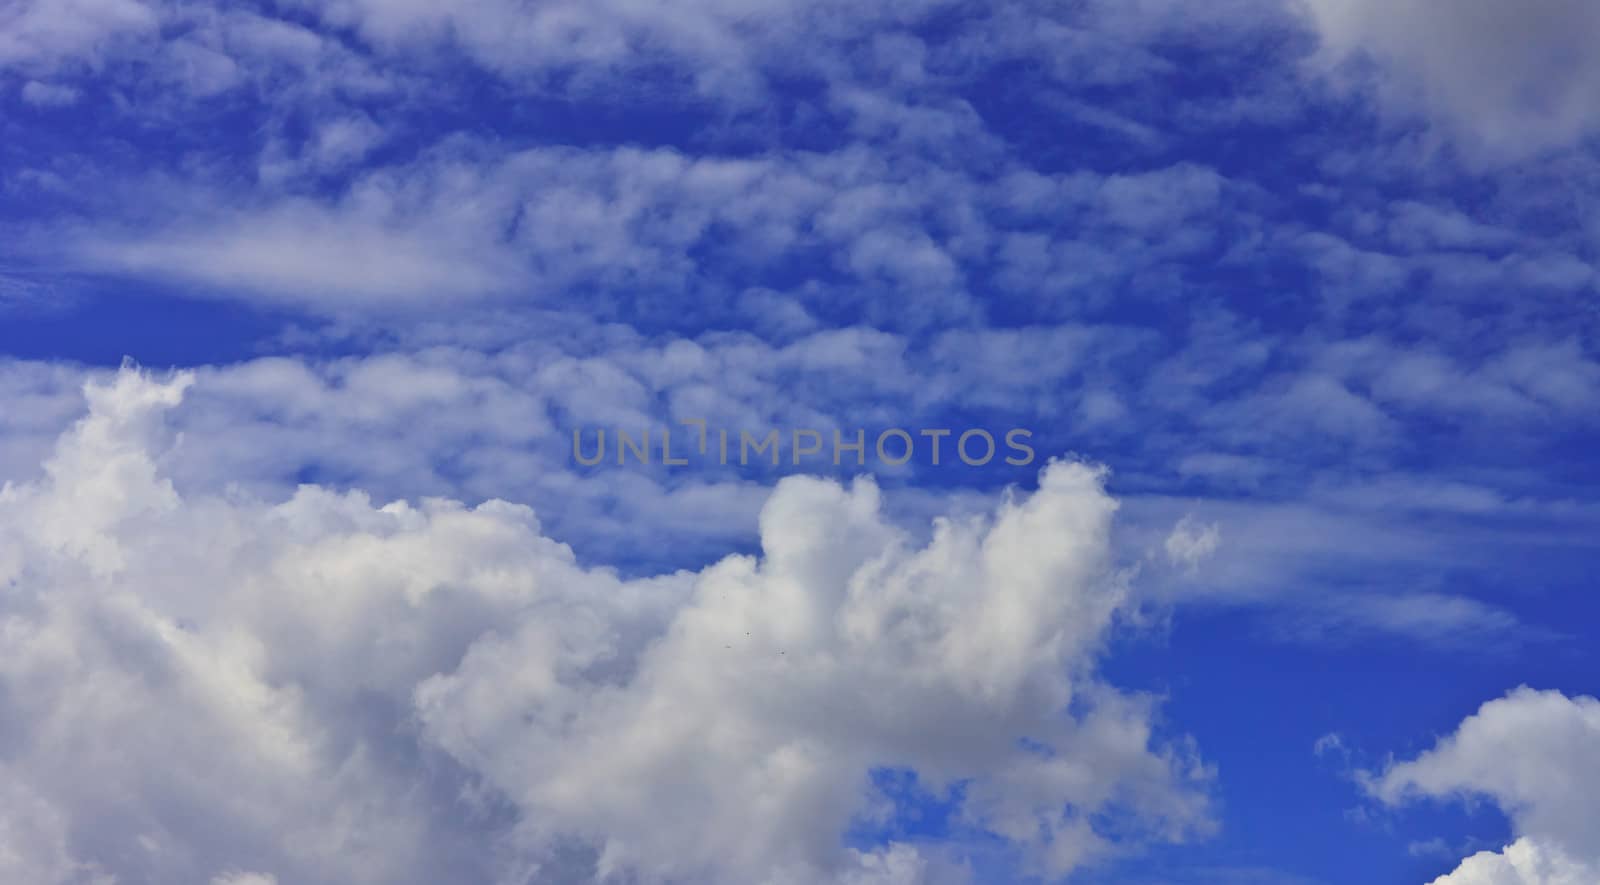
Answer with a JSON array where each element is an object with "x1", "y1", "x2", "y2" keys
[{"x1": 2, "y1": 1, "x2": 1599, "y2": 884}]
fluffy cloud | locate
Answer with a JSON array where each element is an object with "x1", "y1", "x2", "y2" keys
[
  {"x1": 0, "y1": 368, "x2": 1212, "y2": 884},
  {"x1": 1301, "y1": 0, "x2": 1600, "y2": 162},
  {"x1": 0, "y1": 336, "x2": 1569, "y2": 644},
  {"x1": 1368, "y1": 687, "x2": 1600, "y2": 884},
  {"x1": 1425, "y1": 838, "x2": 1599, "y2": 885}
]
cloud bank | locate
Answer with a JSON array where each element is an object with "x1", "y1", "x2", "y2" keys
[{"x1": 0, "y1": 368, "x2": 1212, "y2": 884}]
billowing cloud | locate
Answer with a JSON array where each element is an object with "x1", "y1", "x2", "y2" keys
[
  {"x1": 0, "y1": 368, "x2": 1213, "y2": 884},
  {"x1": 1425, "y1": 838, "x2": 1598, "y2": 885},
  {"x1": 1368, "y1": 687, "x2": 1600, "y2": 884},
  {"x1": 0, "y1": 336, "x2": 1572, "y2": 644}
]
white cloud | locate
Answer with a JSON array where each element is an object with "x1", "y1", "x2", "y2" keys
[
  {"x1": 62, "y1": 143, "x2": 850, "y2": 309},
  {"x1": 77, "y1": 198, "x2": 525, "y2": 306},
  {"x1": 1, "y1": 341, "x2": 1563, "y2": 647},
  {"x1": 1368, "y1": 687, "x2": 1600, "y2": 884},
  {"x1": 295, "y1": 0, "x2": 956, "y2": 103},
  {"x1": 1312, "y1": 732, "x2": 1344, "y2": 759},
  {"x1": 1297, "y1": 592, "x2": 1528, "y2": 649},
  {"x1": 1425, "y1": 838, "x2": 1599, "y2": 885},
  {"x1": 1164, "y1": 515, "x2": 1221, "y2": 572},
  {"x1": 1301, "y1": 0, "x2": 1600, "y2": 163},
  {"x1": 0, "y1": 0, "x2": 158, "y2": 72},
  {"x1": 32, "y1": 91, "x2": 1278, "y2": 317},
  {"x1": 213, "y1": 875, "x2": 279, "y2": 885},
  {"x1": 19, "y1": 80, "x2": 82, "y2": 106},
  {"x1": 0, "y1": 367, "x2": 1213, "y2": 884}
]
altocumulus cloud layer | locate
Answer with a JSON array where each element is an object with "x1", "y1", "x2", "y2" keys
[{"x1": 0, "y1": 369, "x2": 1211, "y2": 884}]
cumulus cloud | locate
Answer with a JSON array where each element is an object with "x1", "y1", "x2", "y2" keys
[
  {"x1": 1367, "y1": 687, "x2": 1600, "y2": 884},
  {"x1": 1301, "y1": 0, "x2": 1600, "y2": 162},
  {"x1": 1425, "y1": 838, "x2": 1599, "y2": 885},
  {"x1": 0, "y1": 368, "x2": 1213, "y2": 884},
  {"x1": 0, "y1": 340, "x2": 1566, "y2": 645}
]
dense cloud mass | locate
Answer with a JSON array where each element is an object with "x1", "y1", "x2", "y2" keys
[
  {"x1": 1369, "y1": 688, "x2": 1600, "y2": 885},
  {"x1": 1425, "y1": 839, "x2": 1599, "y2": 885},
  {"x1": 0, "y1": 369, "x2": 1211, "y2": 884}
]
